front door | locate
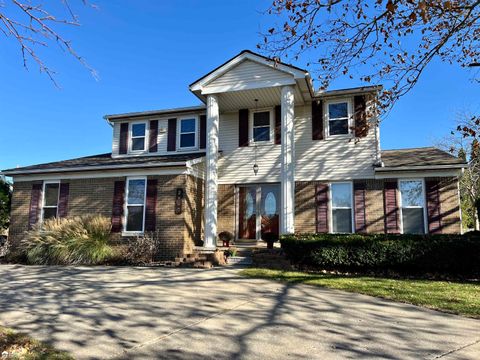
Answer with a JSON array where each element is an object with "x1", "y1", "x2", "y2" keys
[{"x1": 238, "y1": 184, "x2": 280, "y2": 240}]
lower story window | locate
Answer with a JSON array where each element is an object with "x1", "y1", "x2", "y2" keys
[
  {"x1": 399, "y1": 180, "x2": 425, "y2": 234},
  {"x1": 125, "y1": 178, "x2": 146, "y2": 232},
  {"x1": 331, "y1": 182, "x2": 353, "y2": 233},
  {"x1": 42, "y1": 182, "x2": 59, "y2": 221}
]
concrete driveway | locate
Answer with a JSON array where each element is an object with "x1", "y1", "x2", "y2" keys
[{"x1": 0, "y1": 265, "x2": 478, "y2": 360}]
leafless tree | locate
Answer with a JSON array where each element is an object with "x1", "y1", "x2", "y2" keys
[
  {"x1": 0, "y1": 0, "x2": 96, "y2": 86},
  {"x1": 260, "y1": 0, "x2": 480, "y2": 117}
]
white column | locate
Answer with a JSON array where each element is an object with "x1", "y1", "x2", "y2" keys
[
  {"x1": 204, "y1": 94, "x2": 219, "y2": 249},
  {"x1": 280, "y1": 85, "x2": 295, "y2": 234}
]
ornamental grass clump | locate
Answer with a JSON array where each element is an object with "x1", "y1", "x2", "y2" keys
[{"x1": 21, "y1": 215, "x2": 115, "y2": 265}]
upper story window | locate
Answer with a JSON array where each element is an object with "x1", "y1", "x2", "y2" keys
[
  {"x1": 125, "y1": 177, "x2": 146, "y2": 233},
  {"x1": 178, "y1": 117, "x2": 197, "y2": 149},
  {"x1": 250, "y1": 109, "x2": 273, "y2": 143},
  {"x1": 330, "y1": 182, "x2": 353, "y2": 233},
  {"x1": 326, "y1": 99, "x2": 352, "y2": 137},
  {"x1": 130, "y1": 123, "x2": 147, "y2": 152},
  {"x1": 42, "y1": 181, "x2": 60, "y2": 221},
  {"x1": 399, "y1": 180, "x2": 426, "y2": 234}
]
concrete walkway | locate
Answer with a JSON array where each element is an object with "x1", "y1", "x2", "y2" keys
[{"x1": 0, "y1": 265, "x2": 478, "y2": 360}]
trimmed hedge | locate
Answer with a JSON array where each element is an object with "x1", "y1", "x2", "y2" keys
[{"x1": 280, "y1": 233, "x2": 480, "y2": 275}]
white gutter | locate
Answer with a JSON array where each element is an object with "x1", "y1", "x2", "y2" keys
[
  {"x1": 375, "y1": 164, "x2": 467, "y2": 172},
  {"x1": 1, "y1": 161, "x2": 189, "y2": 176}
]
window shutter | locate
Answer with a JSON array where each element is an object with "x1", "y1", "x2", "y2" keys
[
  {"x1": 58, "y1": 183, "x2": 70, "y2": 218},
  {"x1": 274, "y1": 105, "x2": 281, "y2": 145},
  {"x1": 167, "y1": 118, "x2": 177, "y2": 151},
  {"x1": 426, "y1": 180, "x2": 442, "y2": 234},
  {"x1": 28, "y1": 183, "x2": 42, "y2": 229},
  {"x1": 145, "y1": 179, "x2": 158, "y2": 231},
  {"x1": 354, "y1": 95, "x2": 368, "y2": 138},
  {"x1": 238, "y1": 109, "x2": 249, "y2": 147},
  {"x1": 119, "y1": 123, "x2": 129, "y2": 155},
  {"x1": 354, "y1": 181, "x2": 367, "y2": 233},
  {"x1": 384, "y1": 181, "x2": 400, "y2": 234},
  {"x1": 111, "y1": 180, "x2": 125, "y2": 233},
  {"x1": 200, "y1": 114, "x2": 207, "y2": 149},
  {"x1": 312, "y1": 99, "x2": 324, "y2": 140},
  {"x1": 315, "y1": 183, "x2": 329, "y2": 233},
  {"x1": 149, "y1": 120, "x2": 158, "y2": 153}
]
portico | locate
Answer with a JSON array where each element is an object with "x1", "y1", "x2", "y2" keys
[{"x1": 189, "y1": 50, "x2": 313, "y2": 248}]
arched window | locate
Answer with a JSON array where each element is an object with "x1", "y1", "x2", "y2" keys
[{"x1": 264, "y1": 192, "x2": 277, "y2": 216}]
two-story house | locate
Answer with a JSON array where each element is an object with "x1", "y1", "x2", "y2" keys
[{"x1": 2, "y1": 50, "x2": 466, "y2": 260}]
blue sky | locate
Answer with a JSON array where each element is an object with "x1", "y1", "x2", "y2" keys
[{"x1": 1, "y1": 0, "x2": 479, "y2": 171}]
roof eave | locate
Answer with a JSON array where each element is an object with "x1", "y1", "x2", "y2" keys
[{"x1": 375, "y1": 164, "x2": 467, "y2": 172}]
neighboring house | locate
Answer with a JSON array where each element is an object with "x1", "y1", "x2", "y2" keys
[{"x1": 1, "y1": 50, "x2": 467, "y2": 260}]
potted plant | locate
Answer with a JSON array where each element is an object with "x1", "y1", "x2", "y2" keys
[
  {"x1": 218, "y1": 231, "x2": 233, "y2": 247},
  {"x1": 262, "y1": 232, "x2": 279, "y2": 249}
]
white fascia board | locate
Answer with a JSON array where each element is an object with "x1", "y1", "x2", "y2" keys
[
  {"x1": 11, "y1": 166, "x2": 187, "y2": 182},
  {"x1": 375, "y1": 164, "x2": 466, "y2": 172},
  {"x1": 2, "y1": 161, "x2": 188, "y2": 177},
  {"x1": 374, "y1": 169, "x2": 462, "y2": 179},
  {"x1": 104, "y1": 106, "x2": 206, "y2": 122}
]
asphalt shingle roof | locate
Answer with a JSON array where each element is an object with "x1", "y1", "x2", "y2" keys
[
  {"x1": 2, "y1": 152, "x2": 205, "y2": 175},
  {"x1": 380, "y1": 147, "x2": 466, "y2": 168}
]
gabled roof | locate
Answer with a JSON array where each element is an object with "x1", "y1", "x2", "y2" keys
[
  {"x1": 1, "y1": 153, "x2": 205, "y2": 176},
  {"x1": 378, "y1": 147, "x2": 467, "y2": 170},
  {"x1": 104, "y1": 105, "x2": 205, "y2": 122}
]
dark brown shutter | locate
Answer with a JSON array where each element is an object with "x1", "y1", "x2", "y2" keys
[
  {"x1": 145, "y1": 179, "x2": 158, "y2": 231},
  {"x1": 119, "y1": 123, "x2": 129, "y2": 154},
  {"x1": 167, "y1": 118, "x2": 177, "y2": 151},
  {"x1": 58, "y1": 183, "x2": 69, "y2": 218},
  {"x1": 426, "y1": 180, "x2": 442, "y2": 234},
  {"x1": 354, "y1": 95, "x2": 368, "y2": 138},
  {"x1": 315, "y1": 183, "x2": 329, "y2": 233},
  {"x1": 312, "y1": 99, "x2": 324, "y2": 140},
  {"x1": 200, "y1": 114, "x2": 207, "y2": 149},
  {"x1": 384, "y1": 181, "x2": 400, "y2": 234},
  {"x1": 275, "y1": 105, "x2": 281, "y2": 145},
  {"x1": 238, "y1": 109, "x2": 249, "y2": 147},
  {"x1": 149, "y1": 120, "x2": 158, "y2": 153},
  {"x1": 354, "y1": 181, "x2": 367, "y2": 233},
  {"x1": 28, "y1": 183, "x2": 42, "y2": 229},
  {"x1": 111, "y1": 180, "x2": 125, "y2": 233}
]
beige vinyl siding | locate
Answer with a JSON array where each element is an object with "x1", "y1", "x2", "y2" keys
[
  {"x1": 205, "y1": 60, "x2": 293, "y2": 92},
  {"x1": 217, "y1": 104, "x2": 376, "y2": 184}
]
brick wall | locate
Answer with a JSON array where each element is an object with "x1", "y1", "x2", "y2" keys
[
  {"x1": 8, "y1": 181, "x2": 39, "y2": 248},
  {"x1": 364, "y1": 179, "x2": 386, "y2": 233},
  {"x1": 185, "y1": 175, "x2": 204, "y2": 248},
  {"x1": 295, "y1": 181, "x2": 317, "y2": 233},
  {"x1": 432, "y1": 177, "x2": 461, "y2": 234},
  {"x1": 217, "y1": 184, "x2": 236, "y2": 237}
]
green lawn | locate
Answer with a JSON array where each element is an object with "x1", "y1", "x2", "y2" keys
[
  {"x1": 240, "y1": 268, "x2": 480, "y2": 318},
  {"x1": 0, "y1": 326, "x2": 73, "y2": 360}
]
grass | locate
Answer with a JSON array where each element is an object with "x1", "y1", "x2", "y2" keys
[
  {"x1": 0, "y1": 326, "x2": 73, "y2": 359},
  {"x1": 240, "y1": 268, "x2": 480, "y2": 318}
]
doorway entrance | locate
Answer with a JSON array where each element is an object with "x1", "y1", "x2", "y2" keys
[{"x1": 238, "y1": 184, "x2": 280, "y2": 240}]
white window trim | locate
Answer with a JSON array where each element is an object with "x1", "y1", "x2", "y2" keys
[
  {"x1": 398, "y1": 178, "x2": 428, "y2": 234},
  {"x1": 324, "y1": 98, "x2": 353, "y2": 139},
  {"x1": 328, "y1": 181, "x2": 355, "y2": 234},
  {"x1": 40, "y1": 180, "x2": 60, "y2": 223},
  {"x1": 123, "y1": 176, "x2": 147, "y2": 235},
  {"x1": 249, "y1": 108, "x2": 275, "y2": 145},
  {"x1": 129, "y1": 121, "x2": 148, "y2": 154},
  {"x1": 177, "y1": 116, "x2": 199, "y2": 151}
]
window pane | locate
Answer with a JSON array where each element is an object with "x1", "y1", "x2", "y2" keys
[
  {"x1": 264, "y1": 192, "x2": 277, "y2": 216},
  {"x1": 331, "y1": 183, "x2": 352, "y2": 208},
  {"x1": 333, "y1": 209, "x2": 352, "y2": 233},
  {"x1": 180, "y1": 133, "x2": 195, "y2": 148},
  {"x1": 126, "y1": 206, "x2": 144, "y2": 232},
  {"x1": 127, "y1": 179, "x2": 145, "y2": 204},
  {"x1": 402, "y1": 208, "x2": 425, "y2": 234},
  {"x1": 43, "y1": 207, "x2": 58, "y2": 220},
  {"x1": 181, "y1": 119, "x2": 196, "y2": 133},
  {"x1": 132, "y1": 123, "x2": 146, "y2": 137},
  {"x1": 253, "y1": 127, "x2": 270, "y2": 142},
  {"x1": 44, "y1": 183, "x2": 59, "y2": 207},
  {"x1": 329, "y1": 119, "x2": 349, "y2": 135},
  {"x1": 329, "y1": 102, "x2": 348, "y2": 119},
  {"x1": 253, "y1": 112, "x2": 270, "y2": 126},
  {"x1": 132, "y1": 137, "x2": 145, "y2": 151},
  {"x1": 400, "y1": 181, "x2": 424, "y2": 207}
]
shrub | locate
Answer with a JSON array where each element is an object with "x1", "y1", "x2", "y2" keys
[
  {"x1": 280, "y1": 233, "x2": 480, "y2": 276},
  {"x1": 19, "y1": 215, "x2": 115, "y2": 265}
]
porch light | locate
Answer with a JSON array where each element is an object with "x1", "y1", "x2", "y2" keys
[{"x1": 253, "y1": 163, "x2": 259, "y2": 175}]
